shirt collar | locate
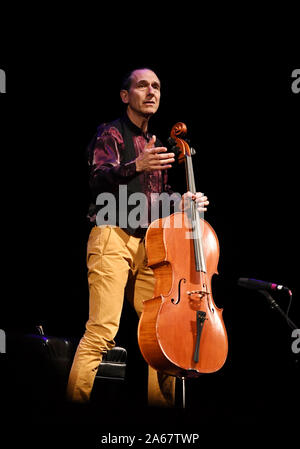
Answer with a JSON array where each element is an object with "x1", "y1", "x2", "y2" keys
[{"x1": 122, "y1": 113, "x2": 150, "y2": 140}]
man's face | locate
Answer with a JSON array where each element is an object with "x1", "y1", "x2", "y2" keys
[{"x1": 121, "y1": 69, "x2": 161, "y2": 118}]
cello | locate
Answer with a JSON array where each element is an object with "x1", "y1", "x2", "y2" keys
[{"x1": 138, "y1": 122, "x2": 228, "y2": 378}]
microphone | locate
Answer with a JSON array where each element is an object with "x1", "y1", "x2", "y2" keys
[{"x1": 237, "y1": 278, "x2": 291, "y2": 294}]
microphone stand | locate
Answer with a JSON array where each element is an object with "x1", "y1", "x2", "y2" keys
[{"x1": 258, "y1": 290, "x2": 299, "y2": 330}]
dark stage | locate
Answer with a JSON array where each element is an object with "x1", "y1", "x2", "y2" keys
[{"x1": 0, "y1": 25, "x2": 299, "y2": 447}]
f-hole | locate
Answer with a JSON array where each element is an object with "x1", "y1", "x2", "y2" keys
[{"x1": 171, "y1": 278, "x2": 186, "y2": 305}]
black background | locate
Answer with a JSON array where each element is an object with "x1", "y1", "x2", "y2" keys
[{"x1": 0, "y1": 10, "x2": 299, "y2": 447}]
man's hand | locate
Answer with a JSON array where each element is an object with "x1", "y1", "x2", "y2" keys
[
  {"x1": 135, "y1": 135, "x2": 175, "y2": 172},
  {"x1": 179, "y1": 191, "x2": 209, "y2": 213}
]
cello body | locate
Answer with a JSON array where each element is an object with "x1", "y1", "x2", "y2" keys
[{"x1": 138, "y1": 212, "x2": 228, "y2": 377}]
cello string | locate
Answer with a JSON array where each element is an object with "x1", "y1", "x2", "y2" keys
[{"x1": 186, "y1": 153, "x2": 206, "y2": 273}]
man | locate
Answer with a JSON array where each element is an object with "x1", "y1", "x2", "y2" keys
[{"x1": 66, "y1": 68, "x2": 209, "y2": 407}]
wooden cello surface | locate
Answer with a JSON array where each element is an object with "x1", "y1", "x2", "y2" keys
[{"x1": 138, "y1": 123, "x2": 228, "y2": 378}]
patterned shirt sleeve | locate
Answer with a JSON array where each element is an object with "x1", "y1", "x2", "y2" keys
[{"x1": 88, "y1": 125, "x2": 138, "y2": 199}]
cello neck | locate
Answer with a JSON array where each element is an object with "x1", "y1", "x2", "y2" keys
[{"x1": 185, "y1": 154, "x2": 207, "y2": 273}]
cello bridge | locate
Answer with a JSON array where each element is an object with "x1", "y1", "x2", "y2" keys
[{"x1": 187, "y1": 290, "x2": 209, "y2": 300}]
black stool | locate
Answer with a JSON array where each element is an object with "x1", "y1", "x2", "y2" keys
[
  {"x1": 96, "y1": 346, "x2": 127, "y2": 381},
  {"x1": 91, "y1": 346, "x2": 127, "y2": 405},
  {"x1": 7, "y1": 328, "x2": 127, "y2": 406}
]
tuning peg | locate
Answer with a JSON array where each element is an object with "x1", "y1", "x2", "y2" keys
[
  {"x1": 172, "y1": 146, "x2": 181, "y2": 156},
  {"x1": 167, "y1": 137, "x2": 176, "y2": 146}
]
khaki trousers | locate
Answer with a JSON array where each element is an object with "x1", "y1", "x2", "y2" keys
[{"x1": 66, "y1": 226, "x2": 175, "y2": 407}]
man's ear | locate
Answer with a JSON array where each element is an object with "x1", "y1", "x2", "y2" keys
[{"x1": 120, "y1": 89, "x2": 129, "y2": 104}]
